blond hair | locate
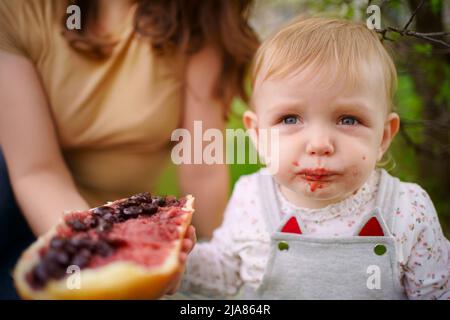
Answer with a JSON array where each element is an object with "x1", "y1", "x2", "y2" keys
[{"x1": 252, "y1": 16, "x2": 397, "y2": 112}]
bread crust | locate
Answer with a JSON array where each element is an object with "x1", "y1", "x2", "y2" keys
[{"x1": 13, "y1": 195, "x2": 195, "y2": 300}]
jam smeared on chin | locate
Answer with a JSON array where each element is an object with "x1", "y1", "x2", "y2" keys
[
  {"x1": 308, "y1": 181, "x2": 324, "y2": 192},
  {"x1": 26, "y1": 192, "x2": 186, "y2": 290}
]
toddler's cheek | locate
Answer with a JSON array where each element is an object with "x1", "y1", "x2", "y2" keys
[
  {"x1": 358, "y1": 153, "x2": 378, "y2": 176},
  {"x1": 343, "y1": 144, "x2": 377, "y2": 172},
  {"x1": 268, "y1": 146, "x2": 298, "y2": 176},
  {"x1": 342, "y1": 165, "x2": 373, "y2": 193},
  {"x1": 272, "y1": 168, "x2": 300, "y2": 194}
]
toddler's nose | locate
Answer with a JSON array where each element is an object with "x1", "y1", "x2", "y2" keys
[{"x1": 306, "y1": 135, "x2": 334, "y2": 156}]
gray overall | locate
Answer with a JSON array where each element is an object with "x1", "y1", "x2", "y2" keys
[{"x1": 245, "y1": 170, "x2": 407, "y2": 299}]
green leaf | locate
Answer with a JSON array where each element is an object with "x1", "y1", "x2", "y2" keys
[
  {"x1": 430, "y1": 0, "x2": 442, "y2": 15},
  {"x1": 436, "y1": 80, "x2": 450, "y2": 106},
  {"x1": 412, "y1": 43, "x2": 433, "y2": 57}
]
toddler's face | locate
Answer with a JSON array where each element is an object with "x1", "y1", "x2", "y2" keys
[{"x1": 244, "y1": 65, "x2": 399, "y2": 208}]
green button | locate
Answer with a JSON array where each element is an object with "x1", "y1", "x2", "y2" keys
[
  {"x1": 278, "y1": 241, "x2": 289, "y2": 251},
  {"x1": 374, "y1": 244, "x2": 387, "y2": 256}
]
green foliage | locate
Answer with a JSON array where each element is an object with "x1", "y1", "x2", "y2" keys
[
  {"x1": 390, "y1": 0, "x2": 403, "y2": 10},
  {"x1": 227, "y1": 99, "x2": 264, "y2": 187},
  {"x1": 413, "y1": 43, "x2": 433, "y2": 57},
  {"x1": 395, "y1": 74, "x2": 425, "y2": 145},
  {"x1": 436, "y1": 64, "x2": 450, "y2": 107},
  {"x1": 430, "y1": 0, "x2": 442, "y2": 15},
  {"x1": 391, "y1": 75, "x2": 421, "y2": 181}
]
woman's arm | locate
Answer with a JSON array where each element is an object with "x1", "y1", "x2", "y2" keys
[
  {"x1": 0, "y1": 51, "x2": 89, "y2": 236},
  {"x1": 179, "y1": 45, "x2": 231, "y2": 239}
]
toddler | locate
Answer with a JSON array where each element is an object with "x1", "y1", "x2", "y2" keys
[{"x1": 180, "y1": 16, "x2": 450, "y2": 299}]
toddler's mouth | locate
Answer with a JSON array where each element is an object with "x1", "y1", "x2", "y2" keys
[{"x1": 296, "y1": 168, "x2": 339, "y2": 182}]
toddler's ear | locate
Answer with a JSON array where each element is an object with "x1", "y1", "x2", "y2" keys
[
  {"x1": 243, "y1": 110, "x2": 259, "y2": 149},
  {"x1": 378, "y1": 112, "x2": 400, "y2": 161}
]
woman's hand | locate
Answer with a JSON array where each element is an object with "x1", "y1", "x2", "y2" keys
[{"x1": 165, "y1": 225, "x2": 197, "y2": 295}]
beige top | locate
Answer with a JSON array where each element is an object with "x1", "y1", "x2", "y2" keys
[{"x1": 0, "y1": 0, "x2": 185, "y2": 206}]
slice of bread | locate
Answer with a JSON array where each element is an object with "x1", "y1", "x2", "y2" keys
[{"x1": 13, "y1": 194, "x2": 194, "y2": 300}]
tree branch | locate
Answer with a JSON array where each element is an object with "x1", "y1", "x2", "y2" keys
[
  {"x1": 401, "y1": 118, "x2": 449, "y2": 129},
  {"x1": 375, "y1": 0, "x2": 450, "y2": 48},
  {"x1": 383, "y1": 27, "x2": 450, "y2": 48},
  {"x1": 403, "y1": 0, "x2": 425, "y2": 30}
]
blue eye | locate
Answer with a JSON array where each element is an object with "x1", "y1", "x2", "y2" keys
[
  {"x1": 339, "y1": 116, "x2": 359, "y2": 126},
  {"x1": 282, "y1": 116, "x2": 300, "y2": 125}
]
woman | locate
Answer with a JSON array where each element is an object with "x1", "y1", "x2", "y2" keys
[{"x1": 0, "y1": 0, "x2": 258, "y2": 298}]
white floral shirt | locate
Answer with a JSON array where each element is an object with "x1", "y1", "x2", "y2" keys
[{"x1": 181, "y1": 168, "x2": 450, "y2": 300}]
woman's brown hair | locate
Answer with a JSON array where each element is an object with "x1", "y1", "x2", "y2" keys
[{"x1": 62, "y1": 0, "x2": 260, "y2": 114}]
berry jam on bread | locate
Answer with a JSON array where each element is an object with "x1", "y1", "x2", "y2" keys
[{"x1": 14, "y1": 192, "x2": 194, "y2": 300}]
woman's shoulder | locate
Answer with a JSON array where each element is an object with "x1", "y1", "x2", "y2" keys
[
  {"x1": 0, "y1": 0, "x2": 57, "y2": 22},
  {"x1": 0, "y1": 0, "x2": 59, "y2": 58}
]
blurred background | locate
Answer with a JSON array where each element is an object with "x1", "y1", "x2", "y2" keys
[{"x1": 157, "y1": 0, "x2": 450, "y2": 237}]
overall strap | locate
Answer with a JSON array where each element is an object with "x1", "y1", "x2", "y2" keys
[
  {"x1": 374, "y1": 169, "x2": 401, "y2": 232},
  {"x1": 257, "y1": 170, "x2": 282, "y2": 233}
]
